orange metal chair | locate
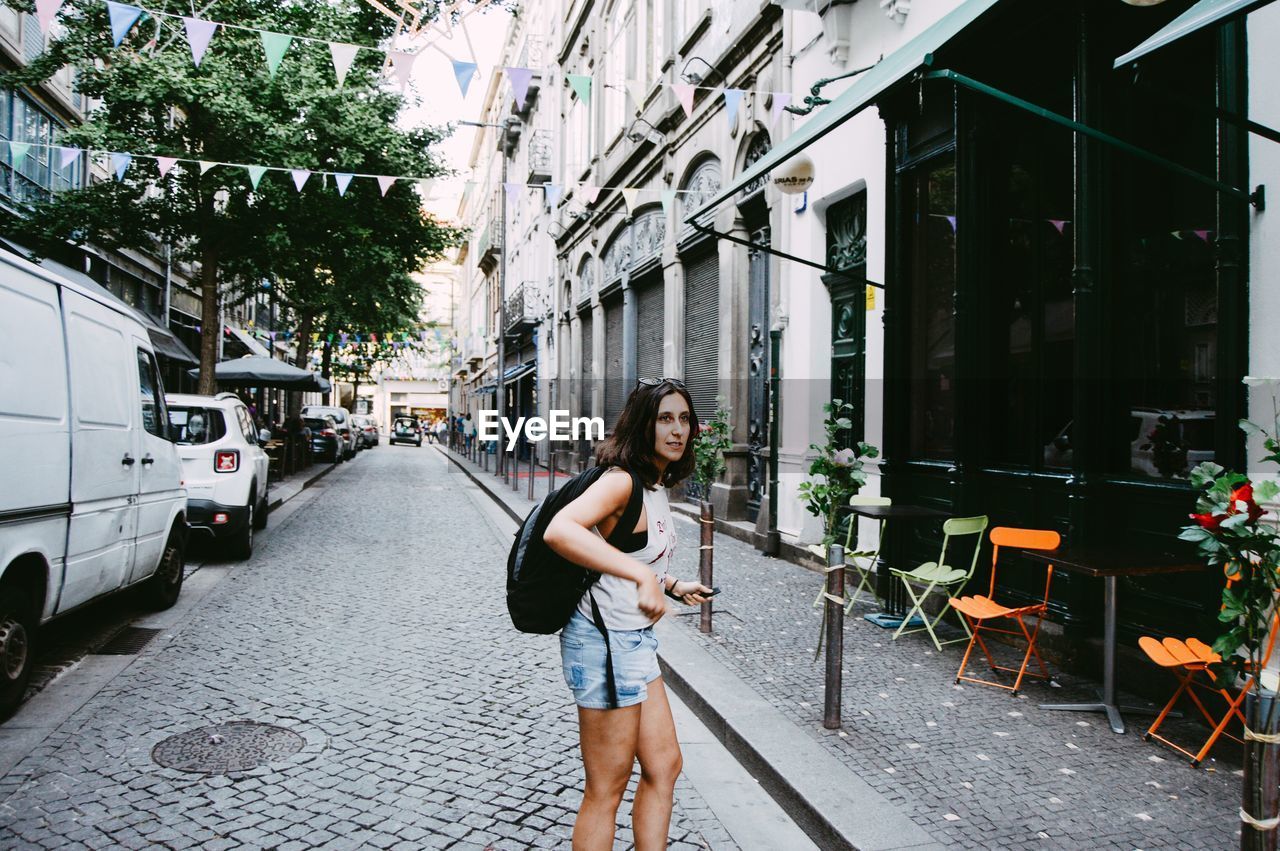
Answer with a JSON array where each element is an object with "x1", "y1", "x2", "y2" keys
[
  {"x1": 949, "y1": 527, "x2": 1062, "y2": 695},
  {"x1": 1140, "y1": 581, "x2": 1280, "y2": 766}
]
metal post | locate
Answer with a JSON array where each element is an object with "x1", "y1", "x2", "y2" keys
[
  {"x1": 699, "y1": 500, "x2": 714, "y2": 633},
  {"x1": 527, "y1": 442, "x2": 535, "y2": 501},
  {"x1": 548, "y1": 448, "x2": 556, "y2": 497},
  {"x1": 512, "y1": 443, "x2": 520, "y2": 491},
  {"x1": 497, "y1": 119, "x2": 510, "y2": 486},
  {"x1": 823, "y1": 543, "x2": 845, "y2": 730},
  {"x1": 765, "y1": 329, "x2": 782, "y2": 556}
]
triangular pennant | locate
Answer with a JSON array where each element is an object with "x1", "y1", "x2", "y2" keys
[
  {"x1": 621, "y1": 187, "x2": 639, "y2": 214},
  {"x1": 671, "y1": 83, "x2": 696, "y2": 118},
  {"x1": 291, "y1": 169, "x2": 311, "y2": 191},
  {"x1": 329, "y1": 43, "x2": 359, "y2": 88},
  {"x1": 1193, "y1": 229, "x2": 1212, "y2": 243},
  {"x1": 111, "y1": 152, "x2": 132, "y2": 181},
  {"x1": 1171, "y1": 229, "x2": 1184, "y2": 240},
  {"x1": 660, "y1": 188, "x2": 676, "y2": 220},
  {"x1": 388, "y1": 51, "x2": 416, "y2": 91},
  {"x1": 770, "y1": 92, "x2": 793, "y2": 128},
  {"x1": 417, "y1": 178, "x2": 435, "y2": 198},
  {"x1": 1049, "y1": 219, "x2": 1067, "y2": 235},
  {"x1": 155, "y1": 156, "x2": 178, "y2": 177},
  {"x1": 183, "y1": 17, "x2": 217, "y2": 67},
  {"x1": 199, "y1": 160, "x2": 217, "y2": 175},
  {"x1": 106, "y1": 1, "x2": 144, "y2": 47},
  {"x1": 625, "y1": 79, "x2": 647, "y2": 111},
  {"x1": 8, "y1": 142, "x2": 30, "y2": 169},
  {"x1": 945, "y1": 215, "x2": 957, "y2": 232},
  {"x1": 35, "y1": 0, "x2": 62, "y2": 34},
  {"x1": 723, "y1": 88, "x2": 743, "y2": 129},
  {"x1": 58, "y1": 146, "x2": 80, "y2": 169},
  {"x1": 377, "y1": 176, "x2": 396, "y2": 196},
  {"x1": 580, "y1": 184, "x2": 600, "y2": 205},
  {"x1": 246, "y1": 165, "x2": 267, "y2": 189},
  {"x1": 567, "y1": 73, "x2": 593, "y2": 106},
  {"x1": 503, "y1": 182, "x2": 520, "y2": 204},
  {"x1": 260, "y1": 31, "x2": 292, "y2": 77},
  {"x1": 544, "y1": 183, "x2": 562, "y2": 208},
  {"x1": 451, "y1": 60, "x2": 477, "y2": 97},
  {"x1": 335, "y1": 173, "x2": 353, "y2": 196},
  {"x1": 506, "y1": 66, "x2": 533, "y2": 111}
]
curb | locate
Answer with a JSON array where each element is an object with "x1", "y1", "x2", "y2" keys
[
  {"x1": 440, "y1": 445, "x2": 942, "y2": 851},
  {"x1": 266, "y1": 460, "x2": 340, "y2": 512}
]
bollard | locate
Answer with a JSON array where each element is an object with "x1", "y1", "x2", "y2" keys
[
  {"x1": 699, "y1": 500, "x2": 714, "y2": 634},
  {"x1": 823, "y1": 543, "x2": 845, "y2": 730},
  {"x1": 548, "y1": 450, "x2": 556, "y2": 498},
  {"x1": 527, "y1": 447, "x2": 535, "y2": 500}
]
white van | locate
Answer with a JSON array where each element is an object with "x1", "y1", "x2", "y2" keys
[{"x1": 0, "y1": 252, "x2": 187, "y2": 717}]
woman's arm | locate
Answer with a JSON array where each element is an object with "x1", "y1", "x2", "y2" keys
[{"x1": 543, "y1": 470, "x2": 666, "y2": 620}]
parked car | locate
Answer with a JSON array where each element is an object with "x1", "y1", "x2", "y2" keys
[
  {"x1": 166, "y1": 393, "x2": 270, "y2": 560},
  {"x1": 0, "y1": 253, "x2": 187, "y2": 717},
  {"x1": 305, "y1": 415, "x2": 343, "y2": 462},
  {"x1": 390, "y1": 416, "x2": 422, "y2": 446},
  {"x1": 351, "y1": 415, "x2": 379, "y2": 448},
  {"x1": 301, "y1": 405, "x2": 358, "y2": 459},
  {"x1": 1043, "y1": 408, "x2": 1216, "y2": 478}
]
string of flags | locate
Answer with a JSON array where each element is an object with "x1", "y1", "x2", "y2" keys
[{"x1": 239, "y1": 324, "x2": 451, "y2": 347}]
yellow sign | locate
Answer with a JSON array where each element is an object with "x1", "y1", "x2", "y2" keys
[{"x1": 865, "y1": 285, "x2": 876, "y2": 311}]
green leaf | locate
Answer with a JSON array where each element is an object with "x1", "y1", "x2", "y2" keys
[
  {"x1": 1240, "y1": 419, "x2": 1267, "y2": 438},
  {"x1": 1178, "y1": 526, "x2": 1211, "y2": 542},
  {"x1": 1256, "y1": 480, "x2": 1280, "y2": 503}
]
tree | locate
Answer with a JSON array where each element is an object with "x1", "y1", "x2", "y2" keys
[{"x1": 3, "y1": 0, "x2": 460, "y2": 393}]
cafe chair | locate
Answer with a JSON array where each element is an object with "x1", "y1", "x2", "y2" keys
[
  {"x1": 809, "y1": 495, "x2": 891, "y2": 614},
  {"x1": 949, "y1": 527, "x2": 1062, "y2": 695},
  {"x1": 890, "y1": 515, "x2": 989, "y2": 651}
]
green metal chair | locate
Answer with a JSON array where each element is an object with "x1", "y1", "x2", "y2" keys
[
  {"x1": 890, "y1": 515, "x2": 989, "y2": 651},
  {"x1": 808, "y1": 495, "x2": 891, "y2": 614}
]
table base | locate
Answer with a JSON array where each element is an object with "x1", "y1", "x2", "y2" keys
[
  {"x1": 864, "y1": 612, "x2": 925, "y2": 630},
  {"x1": 1040, "y1": 690, "x2": 1168, "y2": 735}
]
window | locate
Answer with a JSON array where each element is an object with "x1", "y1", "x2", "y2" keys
[
  {"x1": 136, "y1": 349, "x2": 167, "y2": 438},
  {"x1": 169, "y1": 406, "x2": 228, "y2": 444},
  {"x1": 603, "y1": 4, "x2": 631, "y2": 145},
  {"x1": 645, "y1": 0, "x2": 665, "y2": 83}
]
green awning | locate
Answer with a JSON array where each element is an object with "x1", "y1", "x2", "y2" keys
[
  {"x1": 684, "y1": 0, "x2": 1002, "y2": 223},
  {"x1": 1114, "y1": 0, "x2": 1275, "y2": 68}
]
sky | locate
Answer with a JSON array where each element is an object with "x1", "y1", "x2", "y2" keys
[{"x1": 396, "y1": 7, "x2": 512, "y2": 224}]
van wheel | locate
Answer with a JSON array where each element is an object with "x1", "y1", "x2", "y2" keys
[
  {"x1": 0, "y1": 583, "x2": 36, "y2": 719},
  {"x1": 141, "y1": 528, "x2": 185, "y2": 610},
  {"x1": 228, "y1": 505, "x2": 254, "y2": 560}
]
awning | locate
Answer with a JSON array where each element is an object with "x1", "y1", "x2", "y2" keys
[
  {"x1": 685, "y1": 0, "x2": 1002, "y2": 224},
  {"x1": 225, "y1": 324, "x2": 272, "y2": 358},
  {"x1": 1115, "y1": 0, "x2": 1275, "y2": 68},
  {"x1": 147, "y1": 326, "x2": 198, "y2": 365},
  {"x1": 475, "y1": 384, "x2": 498, "y2": 396},
  {"x1": 502, "y1": 361, "x2": 536, "y2": 384}
]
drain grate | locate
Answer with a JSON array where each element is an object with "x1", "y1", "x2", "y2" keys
[
  {"x1": 94, "y1": 627, "x2": 161, "y2": 656},
  {"x1": 151, "y1": 721, "x2": 304, "y2": 774}
]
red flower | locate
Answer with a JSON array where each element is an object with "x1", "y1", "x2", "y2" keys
[
  {"x1": 1191, "y1": 512, "x2": 1227, "y2": 532},
  {"x1": 1228, "y1": 482, "x2": 1267, "y2": 523}
]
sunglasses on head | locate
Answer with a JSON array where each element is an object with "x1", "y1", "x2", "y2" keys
[{"x1": 637, "y1": 377, "x2": 686, "y2": 389}]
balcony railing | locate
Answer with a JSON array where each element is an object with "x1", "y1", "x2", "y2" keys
[
  {"x1": 503, "y1": 282, "x2": 543, "y2": 335},
  {"x1": 527, "y1": 129, "x2": 552, "y2": 186}
]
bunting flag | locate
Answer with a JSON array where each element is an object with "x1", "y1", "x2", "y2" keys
[
  {"x1": 945, "y1": 215, "x2": 957, "y2": 232},
  {"x1": 621, "y1": 187, "x2": 639, "y2": 214},
  {"x1": 260, "y1": 31, "x2": 292, "y2": 77},
  {"x1": 723, "y1": 88, "x2": 743, "y2": 129},
  {"x1": 334, "y1": 172, "x2": 353, "y2": 196},
  {"x1": 506, "y1": 67, "x2": 534, "y2": 111},
  {"x1": 376, "y1": 175, "x2": 396, "y2": 196},
  {"x1": 388, "y1": 52, "x2": 416, "y2": 91},
  {"x1": 543, "y1": 183, "x2": 562, "y2": 208},
  {"x1": 111, "y1": 152, "x2": 132, "y2": 180},
  {"x1": 625, "y1": 79, "x2": 647, "y2": 111},
  {"x1": 330, "y1": 43, "x2": 359, "y2": 87},
  {"x1": 8, "y1": 142, "x2": 29, "y2": 168},
  {"x1": 156, "y1": 156, "x2": 177, "y2": 177},
  {"x1": 199, "y1": 160, "x2": 217, "y2": 174},
  {"x1": 452, "y1": 60, "x2": 478, "y2": 97},
  {"x1": 58, "y1": 146, "x2": 81, "y2": 169},
  {"x1": 340, "y1": 332, "x2": 349, "y2": 344},
  {"x1": 1049, "y1": 219, "x2": 1067, "y2": 235},
  {"x1": 567, "y1": 73, "x2": 593, "y2": 106},
  {"x1": 35, "y1": 0, "x2": 62, "y2": 34},
  {"x1": 106, "y1": 1, "x2": 144, "y2": 47},
  {"x1": 503, "y1": 182, "x2": 520, "y2": 204},
  {"x1": 291, "y1": 169, "x2": 311, "y2": 191},
  {"x1": 1193, "y1": 229, "x2": 1212, "y2": 243},
  {"x1": 672, "y1": 83, "x2": 696, "y2": 118},
  {"x1": 246, "y1": 164, "x2": 267, "y2": 189},
  {"x1": 579, "y1": 184, "x2": 601, "y2": 205},
  {"x1": 660, "y1": 188, "x2": 676, "y2": 220},
  {"x1": 184, "y1": 17, "x2": 218, "y2": 67},
  {"x1": 770, "y1": 92, "x2": 793, "y2": 128}
]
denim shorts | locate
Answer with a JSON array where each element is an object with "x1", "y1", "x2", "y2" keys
[{"x1": 559, "y1": 611, "x2": 661, "y2": 710}]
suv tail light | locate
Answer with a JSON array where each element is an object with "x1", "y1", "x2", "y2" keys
[
  {"x1": 321, "y1": 428, "x2": 336, "y2": 437},
  {"x1": 214, "y1": 450, "x2": 239, "y2": 473}
]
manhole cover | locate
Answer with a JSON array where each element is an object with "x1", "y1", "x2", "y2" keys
[{"x1": 151, "y1": 721, "x2": 304, "y2": 773}]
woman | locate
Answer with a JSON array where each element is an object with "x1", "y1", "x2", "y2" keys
[{"x1": 544, "y1": 379, "x2": 714, "y2": 851}]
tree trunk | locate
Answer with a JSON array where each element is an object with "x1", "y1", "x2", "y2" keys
[
  {"x1": 321, "y1": 339, "x2": 333, "y2": 405},
  {"x1": 1242, "y1": 688, "x2": 1280, "y2": 851},
  {"x1": 351, "y1": 377, "x2": 361, "y2": 412},
  {"x1": 287, "y1": 312, "x2": 315, "y2": 420},
  {"x1": 197, "y1": 243, "x2": 220, "y2": 395}
]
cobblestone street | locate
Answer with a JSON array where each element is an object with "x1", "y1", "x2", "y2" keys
[{"x1": 0, "y1": 447, "x2": 739, "y2": 850}]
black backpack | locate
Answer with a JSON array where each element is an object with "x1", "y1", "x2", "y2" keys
[{"x1": 506, "y1": 465, "x2": 643, "y2": 708}]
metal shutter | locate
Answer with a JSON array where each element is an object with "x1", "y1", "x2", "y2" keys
[
  {"x1": 636, "y1": 276, "x2": 664, "y2": 385},
  {"x1": 682, "y1": 251, "x2": 719, "y2": 424},
  {"x1": 579, "y1": 309, "x2": 593, "y2": 419},
  {"x1": 604, "y1": 295, "x2": 625, "y2": 430}
]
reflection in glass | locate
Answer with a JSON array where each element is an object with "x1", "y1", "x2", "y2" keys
[{"x1": 907, "y1": 157, "x2": 956, "y2": 459}]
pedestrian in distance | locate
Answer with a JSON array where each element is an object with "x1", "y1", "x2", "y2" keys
[
  {"x1": 436, "y1": 418, "x2": 448, "y2": 445},
  {"x1": 425, "y1": 417, "x2": 437, "y2": 444},
  {"x1": 464, "y1": 411, "x2": 475, "y2": 455},
  {"x1": 542, "y1": 378, "x2": 714, "y2": 851}
]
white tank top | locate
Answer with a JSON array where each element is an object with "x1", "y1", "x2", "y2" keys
[{"x1": 577, "y1": 470, "x2": 676, "y2": 631}]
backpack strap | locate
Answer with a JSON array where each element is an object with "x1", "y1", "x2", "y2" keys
[{"x1": 591, "y1": 468, "x2": 644, "y2": 710}]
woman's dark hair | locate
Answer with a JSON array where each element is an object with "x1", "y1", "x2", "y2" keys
[{"x1": 596, "y1": 381, "x2": 699, "y2": 489}]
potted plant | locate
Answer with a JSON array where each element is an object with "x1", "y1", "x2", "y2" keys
[
  {"x1": 1180, "y1": 396, "x2": 1280, "y2": 851},
  {"x1": 691, "y1": 400, "x2": 732, "y2": 633},
  {"x1": 798, "y1": 399, "x2": 879, "y2": 548}
]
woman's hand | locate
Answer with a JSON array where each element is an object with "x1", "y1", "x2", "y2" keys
[
  {"x1": 636, "y1": 575, "x2": 667, "y2": 621},
  {"x1": 671, "y1": 580, "x2": 715, "y2": 606}
]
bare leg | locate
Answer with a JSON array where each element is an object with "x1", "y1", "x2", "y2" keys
[
  {"x1": 633, "y1": 678, "x2": 683, "y2": 851},
  {"x1": 573, "y1": 703, "x2": 641, "y2": 851}
]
